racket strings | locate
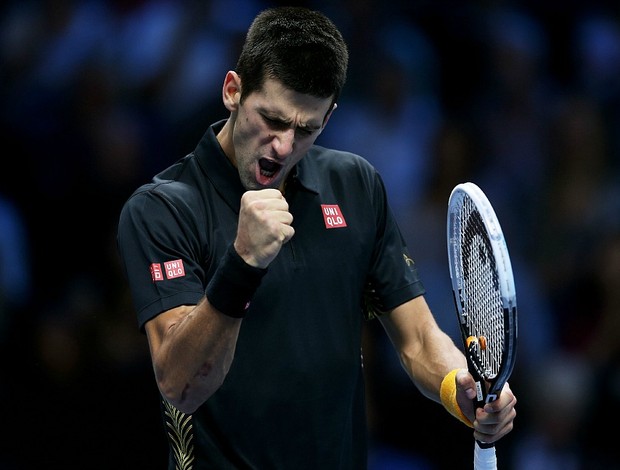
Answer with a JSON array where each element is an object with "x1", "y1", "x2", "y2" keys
[{"x1": 459, "y1": 198, "x2": 504, "y2": 379}]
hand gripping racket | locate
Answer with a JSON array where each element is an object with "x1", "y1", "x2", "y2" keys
[{"x1": 447, "y1": 182, "x2": 518, "y2": 470}]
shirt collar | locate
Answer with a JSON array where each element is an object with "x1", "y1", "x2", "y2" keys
[{"x1": 194, "y1": 120, "x2": 321, "y2": 211}]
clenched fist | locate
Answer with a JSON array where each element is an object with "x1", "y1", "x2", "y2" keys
[{"x1": 234, "y1": 189, "x2": 295, "y2": 269}]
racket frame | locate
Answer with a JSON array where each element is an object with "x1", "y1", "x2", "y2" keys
[{"x1": 447, "y1": 182, "x2": 518, "y2": 405}]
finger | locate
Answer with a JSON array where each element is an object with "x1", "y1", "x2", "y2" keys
[
  {"x1": 474, "y1": 418, "x2": 514, "y2": 444},
  {"x1": 254, "y1": 188, "x2": 288, "y2": 205},
  {"x1": 483, "y1": 386, "x2": 516, "y2": 414},
  {"x1": 261, "y1": 188, "x2": 285, "y2": 198},
  {"x1": 475, "y1": 397, "x2": 517, "y2": 436},
  {"x1": 273, "y1": 209, "x2": 294, "y2": 226},
  {"x1": 248, "y1": 193, "x2": 290, "y2": 214},
  {"x1": 456, "y1": 369, "x2": 478, "y2": 401},
  {"x1": 241, "y1": 189, "x2": 286, "y2": 210},
  {"x1": 280, "y1": 225, "x2": 295, "y2": 243}
]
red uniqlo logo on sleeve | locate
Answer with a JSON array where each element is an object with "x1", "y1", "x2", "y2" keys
[
  {"x1": 321, "y1": 204, "x2": 347, "y2": 229},
  {"x1": 150, "y1": 260, "x2": 185, "y2": 282},
  {"x1": 164, "y1": 259, "x2": 185, "y2": 279},
  {"x1": 150, "y1": 263, "x2": 163, "y2": 282}
]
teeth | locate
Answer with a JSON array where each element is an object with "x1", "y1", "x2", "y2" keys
[{"x1": 259, "y1": 158, "x2": 280, "y2": 177}]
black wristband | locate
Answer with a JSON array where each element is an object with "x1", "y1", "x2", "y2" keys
[{"x1": 205, "y1": 244, "x2": 267, "y2": 318}]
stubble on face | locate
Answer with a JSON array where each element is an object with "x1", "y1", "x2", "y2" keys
[{"x1": 229, "y1": 80, "x2": 334, "y2": 191}]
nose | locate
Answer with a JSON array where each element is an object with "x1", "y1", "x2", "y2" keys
[{"x1": 272, "y1": 128, "x2": 295, "y2": 157}]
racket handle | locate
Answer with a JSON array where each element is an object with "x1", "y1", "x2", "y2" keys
[{"x1": 473, "y1": 441, "x2": 497, "y2": 470}]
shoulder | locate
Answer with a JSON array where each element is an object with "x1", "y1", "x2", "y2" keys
[
  {"x1": 121, "y1": 155, "x2": 203, "y2": 220},
  {"x1": 309, "y1": 145, "x2": 375, "y2": 169},
  {"x1": 296, "y1": 145, "x2": 388, "y2": 212},
  {"x1": 305, "y1": 145, "x2": 379, "y2": 184}
]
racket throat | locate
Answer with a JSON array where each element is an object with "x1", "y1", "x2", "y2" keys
[
  {"x1": 465, "y1": 350, "x2": 489, "y2": 406},
  {"x1": 474, "y1": 380, "x2": 485, "y2": 403}
]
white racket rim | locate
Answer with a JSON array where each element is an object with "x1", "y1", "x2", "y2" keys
[
  {"x1": 447, "y1": 182, "x2": 518, "y2": 389},
  {"x1": 447, "y1": 182, "x2": 517, "y2": 309}
]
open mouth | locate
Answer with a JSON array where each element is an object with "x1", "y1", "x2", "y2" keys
[{"x1": 258, "y1": 158, "x2": 282, "y2": 178}]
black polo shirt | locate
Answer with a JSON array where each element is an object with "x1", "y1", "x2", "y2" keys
[{"x1": 117, "y1": 120, "x2": 426, "y2": 469}]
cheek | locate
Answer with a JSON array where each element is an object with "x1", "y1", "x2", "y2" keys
[
  {"x1": 236, "y1": 112, "x2": 270, "y2": 145},
  {"x1": 233, "y1": 116, "x2": 257, "y2": 149},
  {"x1": 295, "y1": 137, "x2": 317, "y2": 155}
]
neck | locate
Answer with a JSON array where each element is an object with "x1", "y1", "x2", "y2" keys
[{"x1": 216, "y1": 117, "x2": 236, "y2": 167}]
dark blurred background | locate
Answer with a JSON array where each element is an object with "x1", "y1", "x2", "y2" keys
[{"x1": 1, "y1": 0, "x2": 619, "y2": 468}]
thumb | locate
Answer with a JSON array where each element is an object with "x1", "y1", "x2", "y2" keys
[{"x1": 456, "y1": 369, "x2": 478, "y2": 423}]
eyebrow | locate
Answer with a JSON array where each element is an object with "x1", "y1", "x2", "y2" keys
[
  {"x1": 298, "y1": 122, "x2": 321, "y2": 132},
  {"x1": 260, "y1": 109, "x2": 322, "y2": 131}
]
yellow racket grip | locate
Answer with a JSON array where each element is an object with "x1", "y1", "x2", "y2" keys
[{"x1": 440, "y1": 368, "x2": 474, "y2": 428}]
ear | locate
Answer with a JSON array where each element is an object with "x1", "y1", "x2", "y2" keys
[
  {"x1": 222, "y1": 71, "x2": 242, "y2": 112},
  {"x1": 322, "y1": 102, "x2": 338, "y2": 128}
]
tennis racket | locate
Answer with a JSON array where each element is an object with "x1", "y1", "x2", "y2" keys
[{"x1": 446, "y1": 182, "x2": 518, "y2": 470}]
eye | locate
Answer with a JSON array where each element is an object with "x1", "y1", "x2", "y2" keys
[
  {"x1": 263, "y1": 115, "x2": 287, "y2": 130},
  {"x1": 296, "y1": 127, "x2": 314, "y2": 137}
]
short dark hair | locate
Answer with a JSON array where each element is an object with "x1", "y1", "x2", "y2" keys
[{"x1": 236, "y1": 6, "x2": 348, "y2": 106}]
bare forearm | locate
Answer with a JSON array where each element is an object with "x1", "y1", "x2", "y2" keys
[
  {"x1": 379, "y1": 297, "x2": 466, "y2": 403},
  {"x1": 147, "y1": 298, "x2": 242, "y2": 414},
  {"x1": 399, "y1": 325, "x2": 466, "y2": 403}
]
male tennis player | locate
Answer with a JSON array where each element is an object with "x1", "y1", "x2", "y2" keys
[{"x1": 117, "y1": 6, "x2": 517, "y2": 468}]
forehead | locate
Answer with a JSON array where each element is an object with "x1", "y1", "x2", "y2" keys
[{"x1": 249, "y1": 78, "x2": 333, "y2": 122}]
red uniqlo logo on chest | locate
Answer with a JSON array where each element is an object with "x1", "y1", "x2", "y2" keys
[{"x1": 321, "y1": 204, "x2": 347, "y2": 229}]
